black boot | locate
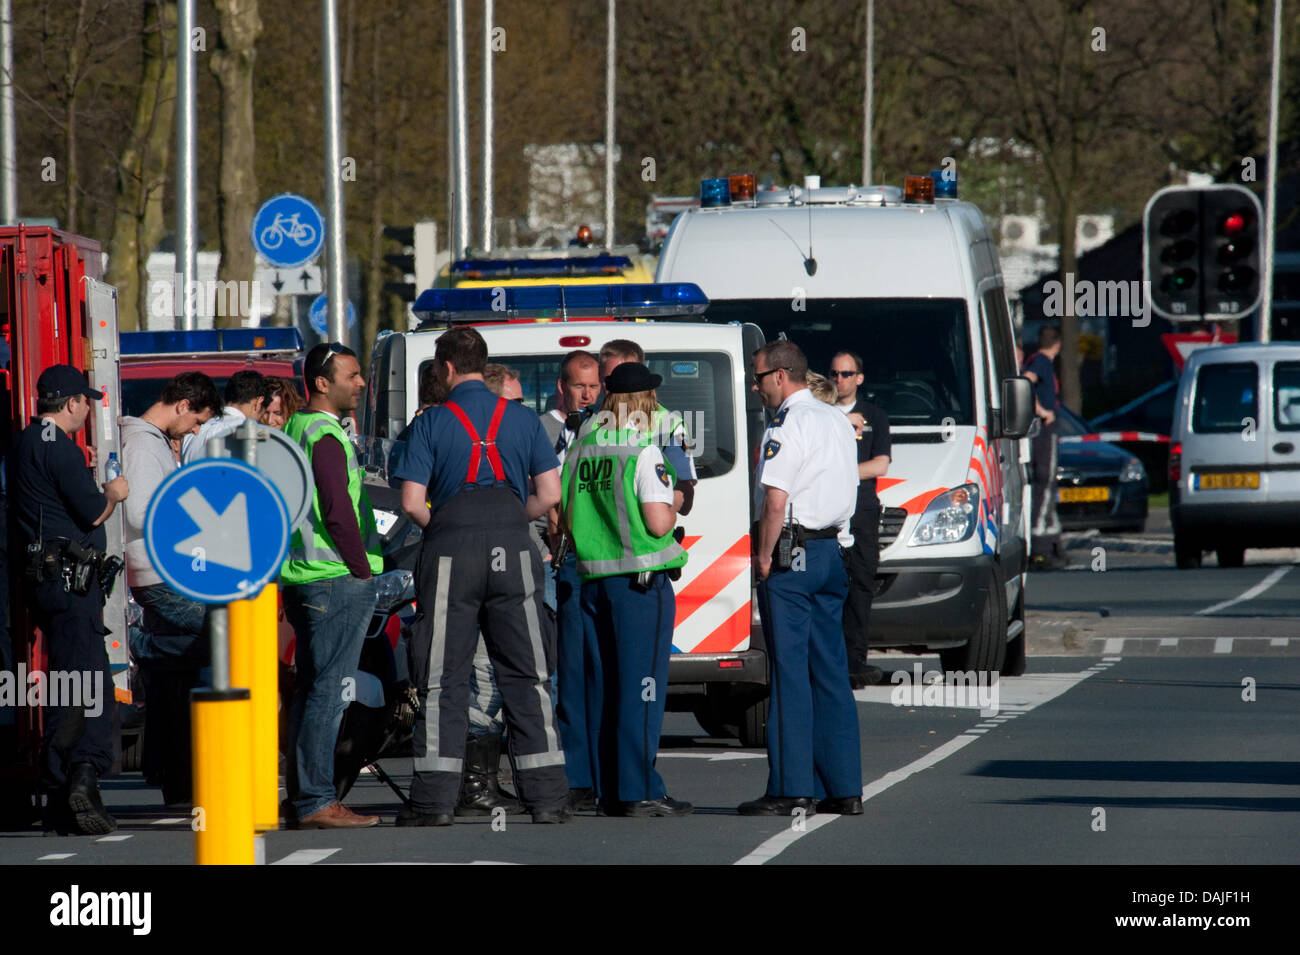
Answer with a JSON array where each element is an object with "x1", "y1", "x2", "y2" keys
[
  {"x1": 67, "y1": 763, "x2": 117, "y2": 835},
  {"x1": 455, "y1": 735, "x2": 525, "y2": 816}
]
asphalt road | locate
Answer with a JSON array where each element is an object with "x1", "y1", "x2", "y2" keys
[{"x1": 4, "y1": 507, "x2": 1296, "y2": 866}]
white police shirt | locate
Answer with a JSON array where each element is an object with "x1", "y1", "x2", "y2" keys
[{"x1": 754, "y1": 387, "x2": 858, "y2": 547}]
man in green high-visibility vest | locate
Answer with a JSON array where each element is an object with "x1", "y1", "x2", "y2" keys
[{"x1": 280, "y1": 342, "x2": 383, "y2": 829}]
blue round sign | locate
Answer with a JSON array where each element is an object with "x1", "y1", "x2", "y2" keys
[
  {"x1": 144, "y1": 459, "x2": 291, "y2": 604},
  {"x1": 251, "y1": 193, "x2": 326, "y2": 269},
  {"x1": 308, "y1": 294, "x2": 358, "y2": 335}
]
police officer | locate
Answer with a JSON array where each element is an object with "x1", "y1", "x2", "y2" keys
[
  {"x1": 394, "y1": 326, "x2": 569, "y2": 825},
  {"x1": 561, "y1": 362, "x2": 691, "y2": 816},
  {"x1": 11, "y1": 365, "x2": 129, "y2": 834},
  {"x1": 740, "y1": 341, "x2": 863, "y2": 816},
  {"x1": 1023, "y1": 326, "x2": 1065, "y2": 569},
  {"x1": 829, "y1": 350, "x2": 892, "y2": 688}
]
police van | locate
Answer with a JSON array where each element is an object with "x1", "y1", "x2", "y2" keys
[
  {"x1": 657, "y1": 173, "x2": 1035, "y2": 675},
  {"x1": 362, "y1": 284, "x2": 774, "y2": 743}
]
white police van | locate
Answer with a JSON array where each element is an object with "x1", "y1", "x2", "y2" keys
[
  {"x1": 362, "y1": 284, "x2": 776, "y2": 743},
  {"x1": 657, "y1": 173, "x2": 1036, "y2": 675}
]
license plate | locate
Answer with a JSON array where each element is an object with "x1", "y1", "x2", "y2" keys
[
  {"x1": 1196, "y1": 472, "x2": 1260, "y2": 490},
  {"x1": 1058, "y1": 486, "x2": 1110, "y2": 503}
]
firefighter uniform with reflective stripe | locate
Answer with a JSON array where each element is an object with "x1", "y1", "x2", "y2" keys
[
  {"x1": 394, "y1": 379, "x2": 568, "y2": 816},
  {"x1": 562, "y1": 419, "x2": 688, "y2": 806}
]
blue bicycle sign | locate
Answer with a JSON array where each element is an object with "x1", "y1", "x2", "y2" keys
[{"x1": 251, "y1": 193, "x2": 325, "y2": 269}]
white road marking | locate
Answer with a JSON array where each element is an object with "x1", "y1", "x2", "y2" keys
[
  {"x1": 1159, "y1": 638, "x2": 1178, "y2": 647},
  {"x1": 966, "y1": 729, "x2": 988, "y2": 734},
  {"x1": 1103, "y1": 638, "x2": 1125, "y2": 654},
  {"x1": 1271, "y1": 638, "x2": 1290, "y2": 647},
  {"x1": 271, "y1": 848, "x2": 340, "y2": 865},
  {"x1": 38, "y1": 853, "x2": 75, "y2": 861},
  {"x1": 96, "y1": 834, "x2": 132, "y2": 842},
  {"x1": 150, "y1": 817, "x2": 189, "y2": 825},
  {"x1": 1103, "y1": 656, "x2": 1123, "y2": 662},
  {"x1": 1196, "y1": 566, "x2": 1292, "y2": 616},
  {"x1": 1214, "y1": 638, "x2": 1233, "y2": 654},
  {"x1": 735, "y1": 668, "x2": 1105, "y2": 865},
  {"x1": 657, "y1": 751, "x2": 765, "y2": 762}
]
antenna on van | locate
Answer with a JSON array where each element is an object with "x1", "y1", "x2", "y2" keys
[{"x1": 766, "y1": 217, "x2": 816, "y2": 277}]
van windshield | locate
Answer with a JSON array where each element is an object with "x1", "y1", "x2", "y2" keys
[{"x1": 704, "y1": 298, "x2": 974, "y2": 426}]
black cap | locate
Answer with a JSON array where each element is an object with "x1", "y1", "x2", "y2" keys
[
  {"x1": 604, "y1": 361, "x2": 662, "y2": 394},
  {"x1": 37, "y1": 365, "x2": 101, "y2": 402}
]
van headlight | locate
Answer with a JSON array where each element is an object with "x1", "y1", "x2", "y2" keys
[
  {"x1": 1119, "y1": 458, "x2": 1146, "y2": 484},
  {"x1": 908, "y1": 484, "x2": 979, "y2": 546},
  {"x1": 374, "y1": 569, "x2": 414, "y2": 612}
]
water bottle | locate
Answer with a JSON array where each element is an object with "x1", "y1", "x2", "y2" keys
[{"x1": 105, "y1": 452, "x2": 120, "y2": 482}]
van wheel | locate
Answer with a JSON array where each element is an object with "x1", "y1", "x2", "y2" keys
[
  {"x1": 1216, "y1": 545, "x2": 1245, "y2": 568},
  {"x1": 121, "y1": 729, "x2": 144, "y2": 773},
  {"x1": 737, "y1": 696, "x2": 769, "y2": 749},
  {"x1": 691, "y1": 701, "x2": 734, "y2": 740},
  {"x1": 1174, "y1": 532, "x2": 1202, "y2": 569},
  {"x1": 1001, "y1": 580, "x2": 1027, "y2": 677},
  {"x1": 939, "y1": 563, "x2": 1007, "y2": 676}
]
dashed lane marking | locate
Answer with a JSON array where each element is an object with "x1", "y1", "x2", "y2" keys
[
  {"x1": 734, "y1": 667, "x2": 1108, "y2": 866},
  {"x1": 96, "y1": 835, "x2": 132, "y2": 842},
  {"x1": 1214, "y1": 638, "x2": 1234, "y2": 654},
  {"x1": 150, "y1": 817, "x2": 189, "y2": 825},
  {"x1": 271, "y1": 848, "x2": 340, "y2": 865},
  {"x1": 38, "y1": 853, "x2": 75, "y2": 861},
  {"x1": 1159, "y1": 638, "x2": 1178, "y2": 647},
  {"x1": 1271, "y1": 638, "x2": 1290, "y2": 647},
  {"x1": 1103, "y1": 638, "x2": 1125, "y2": 654}
]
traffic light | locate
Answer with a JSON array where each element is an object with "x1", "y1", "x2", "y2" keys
[
  {"x1": 1143, "y1": 185, "x2": 1263, "y2": 321},
  {"x1": 381, "y1": 221, "x2": 437, "y2": 302}
]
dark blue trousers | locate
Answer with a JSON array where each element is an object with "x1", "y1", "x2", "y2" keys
[
  {"x1": 581, "y1": 572, "x2": 674, "y2": 803},
  {"x1": 554, "y1": 553, "x2": 597, "y2": 789},
  {"x1": 757, "y1": 538, "x2": 862, "y2": 799}
]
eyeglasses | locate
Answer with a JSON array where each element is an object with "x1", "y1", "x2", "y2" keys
[
  {"x1": 830, "y1": 370, "x2": 859, "y2": 379},
  {"x1": 754, "y1": 367, "x2": 785, "y2": 382}
]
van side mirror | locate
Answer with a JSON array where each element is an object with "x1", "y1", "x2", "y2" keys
[{"x1": 1001, "y1": 377, "x2": 1035, "y2": 439}]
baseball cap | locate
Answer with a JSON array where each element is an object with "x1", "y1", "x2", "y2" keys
[
  {"x1": 37, "y1": 365, "x2": 101, "y2": 402},
  {"x1": 604, "y1": 362, "x2": 662, "y2": 394}
]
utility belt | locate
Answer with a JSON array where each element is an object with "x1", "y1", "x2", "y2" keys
[
  {"x1": 754, "y1": 521, "x2": 840, "y2": 572},
  {"x1": 24, "y1": 537, "x2": 124, "y2": 599}
]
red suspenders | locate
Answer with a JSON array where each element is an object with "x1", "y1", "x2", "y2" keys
[{"x1": 443, "y1": 397, "x2": 508, "y2": 485}]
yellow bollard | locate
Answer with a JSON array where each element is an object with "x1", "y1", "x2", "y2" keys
[
  {"x1": 192, "y1": 688, "x2": 254, "y2": 865},
  {"x1": 229, "y1": 583, "x2": 281, "y2": 831}
]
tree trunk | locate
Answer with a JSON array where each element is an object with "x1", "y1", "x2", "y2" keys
[
  {"x1": 210, "y1": 0, "x2": 263, "y2": 328},
  {"x1": 1056, "y1": 188, "x2": 1081, "y2": 414},
  {"x1": 106, "y1": 0, "x2": 178, "y2": 331}
]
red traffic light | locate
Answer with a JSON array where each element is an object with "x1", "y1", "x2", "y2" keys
[{"x1": 1221, "y1": 212, "x2": 1249, "y2": 236}]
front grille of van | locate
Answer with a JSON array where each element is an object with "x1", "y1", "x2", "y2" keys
[{"x1": 879, "y1": 507, "x2": 908, "y2": 549}]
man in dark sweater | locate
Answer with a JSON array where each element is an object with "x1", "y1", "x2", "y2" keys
[{"x1": 1022, "y1": 327, "x2": 1065, "y2": 570}]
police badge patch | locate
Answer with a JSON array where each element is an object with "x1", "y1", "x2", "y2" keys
[
  {"x1": 655, "y1": 463, "x2": 671, "y2": 487},
  {"x1": 771, "y1": 407, "x2": 789, "y2": 427},
  {"x1": 764, "y1": 439, "x2": 781, "y2": 459}
]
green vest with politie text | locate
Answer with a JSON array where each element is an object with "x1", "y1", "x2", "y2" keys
[{"x1": 280, "y1": 411, "x2": 383, "y2": 585}]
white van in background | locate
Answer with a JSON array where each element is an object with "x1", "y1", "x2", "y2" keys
[
  {"x1": 657, "y1": 175, "x2": 1036, "y2": 674},
  {"x1": 1170, "y1": 343, "x2": 1300, "y2": 568}
]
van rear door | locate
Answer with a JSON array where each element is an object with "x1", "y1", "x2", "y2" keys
[
  {"x1": 1186, "y1": 359, "x2": 1266, "y2": 499},
  {"x1": 1267, "y1": 356, "x2": 1300, "y2": 497}
]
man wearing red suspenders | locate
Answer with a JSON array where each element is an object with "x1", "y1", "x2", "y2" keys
[{"x1": 393, "y1": 327, "x2": 570, "y2": 825}]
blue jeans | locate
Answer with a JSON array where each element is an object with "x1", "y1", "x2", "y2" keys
[
  {"x1": 130, "y1": 584, "x2": 209, "y2": 670},
  {"x1": 282, "y1": 573, "x2": 377, "y2": 818}
]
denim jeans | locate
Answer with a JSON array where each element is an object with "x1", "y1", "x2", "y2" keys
[
  {"x1": 282, "y1": 573, "x2": 377, "y2": 818},
  {"x1": 130, "y1": 584, "x2": 209, "y2": 670},
  {"x1": 467, "y1": 635, "x2": 504, "y2": 740}
]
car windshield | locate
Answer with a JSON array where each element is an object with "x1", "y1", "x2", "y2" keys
[{"x1": 703, "y1": 298, "x2": 974, "y2": 427}]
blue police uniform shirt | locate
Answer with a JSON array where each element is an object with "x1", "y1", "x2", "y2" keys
[
  {"x1": 394, "y1": 379, "x2": 559, "y2": 511},
  {"x1": 1024, "y1": 352, "x2": 1059, "y2": 412}
]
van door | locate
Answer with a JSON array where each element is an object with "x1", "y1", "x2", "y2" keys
[
  {"x1": 1267, "y1": 356, "x2": 1300, "y2": 498},
  {"x1": 1185, "y1": 359, "x2": 1265, "y2": 501},
  {"x1": 979, "y1": 288, "x2": 1026, "y2": 577}
]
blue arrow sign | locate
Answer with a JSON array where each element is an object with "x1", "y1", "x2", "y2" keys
[
  {"x1": 251, "y1": 193, "x2": 325, "y2": 269},
  {"x1": 144, "y1": 459, "x2": 290, "y2": 605},
  {"x1": 308, "y1": 293, "x2": 358, "y2": 335}
]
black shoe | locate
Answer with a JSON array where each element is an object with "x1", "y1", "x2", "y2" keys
[
  {"x1": 737, "y1": 795, "x2": 815, "y2": 816},
  {"x1": 67, "y1": 763, "x2": 116, "y2": 835},
  {"x1": 816, "y1": 796, "x2": 864, "y2": 815},
  {"x1": 850, "y1": 666, "x2": 884, "y2": 689},
  {"x1": 456, "y1": 735, "x2": 525, "y2": 816},
  {"x1": 395, "y1": 806, "x2": 455, "y2": 827},
  {"x1": 531, "y1": 806, "x2": 572, "y2": 824},
  {"x1": 566, "y1": 787, "x2": 597, "y2": 811},
  {"x1": 620, "y1": 796, "x2": 693, "y2": 817}
]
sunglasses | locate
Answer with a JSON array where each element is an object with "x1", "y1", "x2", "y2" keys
[
  {"x1": 754, "y1": 367, "x2": 786, "y2": 382},
  {"x1": 830, "y1": 370, "x2": 859, "y2": 379}
]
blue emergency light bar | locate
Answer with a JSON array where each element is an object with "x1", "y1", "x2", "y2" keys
[
  {"x1": 930, "y1": 168, "x2": 958, "y2": 199},
  {"x1": 120, "y1": 327, "x2": 303, "y2": 357},
  {"x1": 413, "y1": 283, "x2": 709, "y2": 326},
  {"x1": 449, "y1": 255, "x2": 634, "y2": 279}
]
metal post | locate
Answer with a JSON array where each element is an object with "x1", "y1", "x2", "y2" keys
[
  {"x1": 1260, "y1": 0, "x2": 1284, "y2": 343},
  {"x1": 449, "y1": 0, "x2": 470, "y2": 257},
  {"x1": 0, "y1": 0, "x2": 16, "y2": 224},
  {"x1": 210, "y1": 605, "x2": 230, "y2": 691},
  {"x1": 603, "y1": 0, "x2": 616, "y2": 250},
  {"x1": 322, "y1": 0, "x2": 348, "y2": 344},
  {"x1": 862, "y1": 0, "x2": 874, "y2": 186},
  {"x1": 177, "y1": 0, "x2": 198, "y2": 330},
  {"x1": 481, "y1": 0, "x2": 494, "y2": 253}
]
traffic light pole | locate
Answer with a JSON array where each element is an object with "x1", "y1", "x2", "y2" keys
[{"x1": 1261, "y1": 0, "x2": 1284, "y2": 343}]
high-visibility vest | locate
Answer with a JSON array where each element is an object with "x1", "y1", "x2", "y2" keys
[
  {"x1": 562, "y1": 422, "x2": 687, "y2": 580},
  {"x1": 280, "y1": 411, "x2": 383, "y2": 585}
]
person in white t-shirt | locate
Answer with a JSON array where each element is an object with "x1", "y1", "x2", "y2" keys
[{"x1": 180, "y1": 370, "x2": 270, "y2": 465}]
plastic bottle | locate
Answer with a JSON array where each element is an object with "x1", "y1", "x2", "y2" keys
[{"x1": 105, "y1": 451, "x2": 120, "y2": 482}]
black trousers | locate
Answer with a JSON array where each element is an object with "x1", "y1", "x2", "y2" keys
[
  {"x1": 36, "y1": 580, "x2": 115, "y2": 789},
  {"x1": 841, "y1": 506, "x2": 880, "y2": 674},
  {"x1": 407, "y1": 486, "x2": 567, "y2": 813},
  {"x1": 1030, "y1": 423, "x2": 1062, "y2": 558}
]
